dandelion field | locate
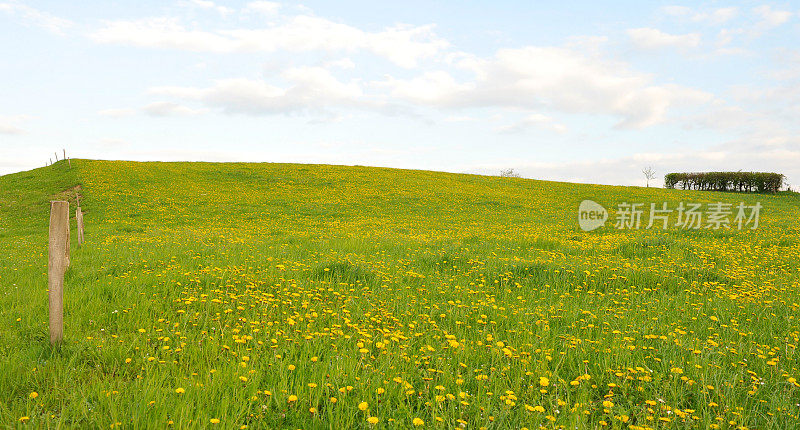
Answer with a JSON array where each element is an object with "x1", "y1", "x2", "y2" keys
[{"x1": 1, "y1": 159, "x2": 800, "y2": 429}]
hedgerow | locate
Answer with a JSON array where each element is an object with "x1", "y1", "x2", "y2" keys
[{"x1": 664, "y1": 171, "x2": 784, "y2": 192}]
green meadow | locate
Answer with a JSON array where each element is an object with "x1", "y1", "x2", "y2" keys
[{"x1": 1, "y1": 159, "x2": 799, "y2": 429}]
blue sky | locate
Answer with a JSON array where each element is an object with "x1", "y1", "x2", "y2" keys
[{"x1": 1, "y1": 1, "x2": 799, "y2": 187}]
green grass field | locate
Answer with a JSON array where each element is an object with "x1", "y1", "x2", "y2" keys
[{"x1": 1, "y1": 159, "x2": 799, "y2": 429}]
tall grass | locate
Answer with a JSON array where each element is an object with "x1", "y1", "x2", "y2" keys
[{"x1": 1, "y1": 160, "x2": 799, "y2": 428}]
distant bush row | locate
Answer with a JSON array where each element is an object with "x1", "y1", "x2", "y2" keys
[{"x1": 664, "y1": 172, "x2": 785, "y2": 193}]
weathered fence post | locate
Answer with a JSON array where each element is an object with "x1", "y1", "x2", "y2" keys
[
  {"x1": 76, "y1": 208, "x2": 84, "y2": 245},
  {"x1": 76, "y1": 195, "x2": 85, "y2": 245},
  {"x1": 49, "y1": 201, "x2": 69, "y2": 345}
]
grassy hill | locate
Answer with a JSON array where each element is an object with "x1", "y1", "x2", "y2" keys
[{"x1": 1, "y1": 159, "x2": 799, "y2": 428}]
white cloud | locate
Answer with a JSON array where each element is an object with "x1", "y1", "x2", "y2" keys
[
  {"x1": 382, "y1": 71, "x2": 475, "y2": 104},
  {"x1": 715, "y1": 28, "x2": 737, "y2": 47},
  {"x1": 753, "y1": 5, "x2": 793, "y2": 30},
  {"x1": 662, "y1": 6, "x2": 692, "y2": 17},
  {"x1": 0, "y1": 1, "x2": 73, "y2": 34},
  {"x1": 97, "y1": 108, "x2": 137, "y2": 117},
  {"x1": 324, "y1": 58, "x2": 356, "y2": 70},
  {"x1": 90, "y1": 15, "x2": 449, "y2": 67},
  {"x1": 103, "y1": 6, "x2": 719, "y2": 132},
  {"x1": 702, "y1": 7, "x2": 739, "y2": 24},
  {"x1": 142, "y1": 43, "x2": 714, "y2": 129},
  {"x1": 180, "y1": 0, "x2": 234, "y2": 16},
  {"x1": 0, "y1": 115, "x2": 30, "y2": 134},
  {"x1": 0, "y1": 124, "x2": 24, "y2": 134},
  {"x1": 364, "y1": 24, "x2": 448, "y2": 68},
  {"x1": 143, "y1": 101, "x2": 207, "y2": 116},
  {"x1": 627, "y1": 27, "x2": 700, "y2": 50},
  {"x1": 244, "y1": 1, "x2": 280, "y2": 15},
  {"x1": 564, "y1": 35, "x2": 609, "y2": 54},
  {"x1": 100, "y1": 103, "x2": 207, "y2": 117},
  {"x1": 663, "y1": 6, "x2": 739, "y2": 25},
  {"x1": 91, "y1": 18, "x2": 234, "y2": 52},
  {"x1": 382, "y1": 46, "x2": 713, "y2": 128},
  {"x1": 670, "y1": 5, "x2": 793, "y2": 47},
  {"x1": 443, "y1": 115, "x2": 477, "y2": 122},
  {"x1": 149, "y1": 66, "x2": 368, "y2": 115},
  {"x1": 496, "y1": 113, "x2": 567, "y2": 134}
]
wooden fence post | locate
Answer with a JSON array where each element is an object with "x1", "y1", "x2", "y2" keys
[
  {"x1": 76, "y1": 195, "x2": 84, "y2": 245},
  {"x1": 49, "y1": 201, "x2": 69, "y2": 345},
  {"x1": 65, "y1": 212, "x2": 70, "y2": 267},
  {"x1": 76, "y1": 207, "x2": 84, "y2": 245}
]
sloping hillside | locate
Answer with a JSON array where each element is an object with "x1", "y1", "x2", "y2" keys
[{"x1": 1, "y1": 160, "x2": 799, "y2": 428}]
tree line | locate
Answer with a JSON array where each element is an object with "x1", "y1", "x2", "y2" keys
[{"x1": 664, "y1": 172, "x2": 785, "y2": 193}]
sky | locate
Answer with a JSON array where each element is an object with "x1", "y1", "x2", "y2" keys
[{"x1": 1, "y1": 0, "x2": 799, "y2": 187}]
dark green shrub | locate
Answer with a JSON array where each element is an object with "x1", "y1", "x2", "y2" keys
[{"x1": 664, "y1": 172, "x2": 784, "y2": 193}]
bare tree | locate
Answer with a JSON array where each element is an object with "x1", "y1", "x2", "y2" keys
[
  {"x1": 642, "y1": 166, "x2": 656, "y2": 187},
  {"x1": 499, "y1": 168, "x2": 521, "y2": 178}
]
